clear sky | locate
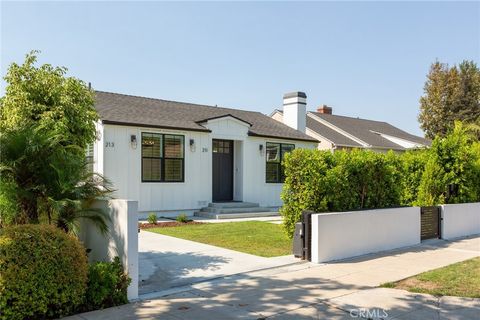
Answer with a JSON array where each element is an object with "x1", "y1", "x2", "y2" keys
[{"x1": 1, "y1": 1, "x2": 479, "y2": 136}]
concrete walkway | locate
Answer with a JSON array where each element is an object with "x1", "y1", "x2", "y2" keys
[
  {"x1": 66, "y1": 236, "x2": 479, "y2": 320},
  {"x1": 138, "y1": 229, "x2": 298, "y2": 295}
]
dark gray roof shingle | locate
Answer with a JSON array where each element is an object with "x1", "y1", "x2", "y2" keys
[
  {"x1": 306, "y1": 115, "x2": 362, "y2": 147},
  {"x1": 309, "y1": 112, "x2": 430, "y2": 149},
  {"x1": 95, "y1": 91, "x2": 317, "y2": 142}
]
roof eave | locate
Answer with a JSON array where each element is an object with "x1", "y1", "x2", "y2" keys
[
  {"x1": 101, "y1": 120, "x2": 212, "y2": 133},
  {"x1": 247, "y1": 132, "x2": 318, "y2": 143},
  {"x1": 196, "y1": 114, "x2": 253, "y2": 127}
]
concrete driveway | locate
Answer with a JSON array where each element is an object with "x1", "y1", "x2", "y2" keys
[
  {"x1": 138, "y1": 229, "x2": 299, "y2": 297},
  {"x1": 66, "y1": 236, "x2": 479, "y2": 320}
]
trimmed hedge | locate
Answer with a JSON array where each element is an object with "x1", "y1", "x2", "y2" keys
[
  {"x1": 0, "y1": 224, "x2": 88, "y2": 320},
  {"x1": 280, "y1": 149, "x2": 402, "y2": 237},
  {"x1": 281, "y1": 124, "x2": 480, "y2": 238},
  {"x1": 399, "y1": 150, "x2": 428, "y2": 206}
]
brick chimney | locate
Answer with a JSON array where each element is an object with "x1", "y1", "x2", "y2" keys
[{"x1": 317, "y1": 104, "x2": 332, "y2": 114}]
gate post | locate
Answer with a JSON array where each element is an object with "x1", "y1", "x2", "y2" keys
[{"x1": 302, "y1": 211, "x2": 314, "y2": 261}]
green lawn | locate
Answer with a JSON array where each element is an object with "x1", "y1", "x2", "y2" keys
[
  {"x1": 146, "y1": 221, "x2": 292, "y2": 257},
  {"x1": 381, "y1": 257, "x2": 480, "y2": 298}
]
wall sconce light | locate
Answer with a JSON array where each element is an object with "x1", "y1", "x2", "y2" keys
[
  {"x1": 259, "y1": 144, "x2": 264, "y2": 155},
  {"x1": 189, "y1": 138, "x2": 196, "y2": 152},
  {"x1": 130, "y1": 134, "x2": 137, "y2": 149}
]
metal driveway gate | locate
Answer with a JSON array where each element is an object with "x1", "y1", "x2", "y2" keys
[{"x1": 420, "y1": 206, "x2": 441, "y2": 240}]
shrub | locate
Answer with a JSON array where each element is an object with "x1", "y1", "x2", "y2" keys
[
  {"x1": 82, "y1": 257, "x2": 131, "y2": 311},
  {"x1": 280, "y1": 122, "x2": 480, "y2": 238},
  {"x1": 399, "y1": 149, "x2": 429, "y2": 205},
  {"x1": 417, "y1": 122, "x2": 480, "y2": 205},
  {"x1": 281, "y1": 149, "x2": 402, "y2": 238},
  {"x1": 327, "y1": 149, "x2": 402, "y2": 211},
  {"x1": 176, "y1": 213, "x2": 189, "y2": 223},
  {"x1": 280, "y1": 149, "x2": 335, "y2": 237},
  {"x1": 0, "y1": 224, "x2": 88, "y2": 320},
  {"x1": 147, "y1": 212, "x2": 158, "y2": 224}
]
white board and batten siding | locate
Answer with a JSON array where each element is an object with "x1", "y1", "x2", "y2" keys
[
  {"x1": 311, "y1": 207, "x2": 421, "y2": 263},
  {"x1": 97, "y1": 119, "x2": 316, "y2": 214}
]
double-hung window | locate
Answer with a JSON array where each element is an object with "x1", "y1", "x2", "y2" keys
[
  {"x1": 266, "y1": 142, "x2": 295, "y2": 183},
  {"x1": 142, "y1": 133, "x2": 184, "y2": 182}
]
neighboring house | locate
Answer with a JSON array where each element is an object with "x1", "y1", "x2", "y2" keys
[
  {"x1": 271, "y1": 93, "x2": 430, "y2": 152},
  {"x1": 92, "y1": 91, "x2": 317, "y2": 217}
]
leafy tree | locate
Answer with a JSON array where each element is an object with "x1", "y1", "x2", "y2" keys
[
  {"x1": 0, "y1": 127, "x2": 111, "y2": 233},
  {"x1": 418, "y1": 60, "x2": 480, "y2": 139},
  {"x1": 0, "y1": 52, "x2": 111, "y2": 233},
  {"x1": 417, "y1": 122, "x2": 480, "y2": 205},
  {"x1": 0, "y1": 51, "x2": 98, "y2": 151}
]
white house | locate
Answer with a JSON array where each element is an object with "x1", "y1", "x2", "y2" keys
[
  {"x1": 271, "y1": 104, "x2": 430, "y2": 152},
  {"x1": 92, "y1": 91, "x2": 317, "y2": 218}
]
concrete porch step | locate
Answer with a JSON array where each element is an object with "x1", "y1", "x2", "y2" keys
[
  {"x1": 194, "y1": 211, "x2": 280, "y2": 220},
  {"x1": 200, "y1": 206, "x2": 274, "y2": 214},
  {"x1": 194, "y1": 202, "x2": 280, "y2": 219},
  {"x1": 208, "y1": 202, "x2": 259, "y2": 209}
]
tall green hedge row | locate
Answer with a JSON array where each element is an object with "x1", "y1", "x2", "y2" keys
[{"x1": 281, "y1": 123, "x2": 480, "y2": 238}]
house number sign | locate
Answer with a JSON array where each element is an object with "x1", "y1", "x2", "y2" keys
[{"x1": 105, "y1": 142, "x2": 115, "y2": 148}]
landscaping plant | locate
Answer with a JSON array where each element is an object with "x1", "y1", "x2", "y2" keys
[
  {"x1": 399, "y1": 150, "x2": 429, "y2": 206},
  {"x1": 281, "y1": 124, "x2": 480, "y2": 238},
  {"x1": 0, "y1": 51, "x2": 98, "y2": 150},
  {"x1": 82, "y1": 257, "x2": 131, "y2": 311},
  {"x1": 176, "y1": 213, "x2": 189, "y2": 223},
  {"x1": 417, "y1": 121, "x2": 480, "y2": 205},
  {"x1": 280, "y1": 149, "x2": 402, "y2": 238},
  {"x1": 0, "y1": 224, "x2": 88, "y2": 320},
  {"x1": 0, "y1": 51, "x2": 112, "y2": 233},
  {"x1": 147, "y1": 212, "x2": 158, "y2": 224}
]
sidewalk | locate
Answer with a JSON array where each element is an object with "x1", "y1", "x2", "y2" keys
[{"x1": 66, "y1": 236, "x2": 479, "y2": 320}]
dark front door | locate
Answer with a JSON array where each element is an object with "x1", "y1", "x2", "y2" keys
[
  {"x1": 421, "y1": 206, "x2": 441, "y2": 240},
  {"x1": 212, "y1": 139, "x2": 233, "y2": 202}
]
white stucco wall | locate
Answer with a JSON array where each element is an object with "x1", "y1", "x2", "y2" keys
[
  {"x1": 78, "y1": 199, "x2": 139, "y2": 300},
  {"x1": 441, "y1": 202, "x2": 480, "y2": 240},
  {"x1": 97, "y1": 121, "x2": 317, "y2": 213},
  {"x1": 311, "y1": 207, "x2": 420, "y2": 263}
]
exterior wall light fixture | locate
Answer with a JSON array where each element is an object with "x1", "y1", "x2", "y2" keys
[{"x1": 130, "y1": 134, "x2": 137, "y2": 149}]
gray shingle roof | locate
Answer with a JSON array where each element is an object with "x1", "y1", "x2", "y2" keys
[
  {"x1": 309, "y1": 112, "x2": 431, "y2": 149},
  {"x1": 94, "y1": 91, "x2": 317, "y2": 142},
  {"x1": 306, "y1": 115, "x2": 362, "y2": 147}
]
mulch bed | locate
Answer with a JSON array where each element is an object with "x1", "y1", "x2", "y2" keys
[{"x1": 139, "y1": 221, "x2": 205, "y2": 229}]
